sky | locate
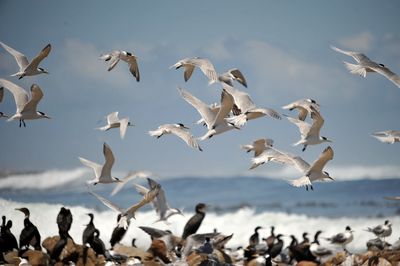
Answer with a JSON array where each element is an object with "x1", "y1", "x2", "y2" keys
[{"x1": 0, "y1": 0, "x2": 399, "y2": 180}]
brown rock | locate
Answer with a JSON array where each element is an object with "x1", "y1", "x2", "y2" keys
[
  {"x1": 21, "y1": 250, "x2": 50, "y2": 266},
  {"x1": 113, "y1": 243, "x2": 148, "y2": 259},
  {"x1": 297, "y1": 261, "x2": 318, "y2": 266}
]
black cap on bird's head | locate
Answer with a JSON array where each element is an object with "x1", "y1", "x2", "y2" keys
[
  {"x1": 384, "y1": 220, "x2": 391, "y2": 226},
  {"x1": 345, "y1": 226, "x2": 352, "y2": 231},
  {"x1": 379, "y1": 63, "x2": 385, "y2": 67},
  {"x1": 15, "y1": 207, "x2": 30, "y2": 217},
  {"x1": 37, "y1": 111, "x2": 51, "y2": 119},
  {"x1": 177, "y1": 123, "x2": 189, "y2": 129}
]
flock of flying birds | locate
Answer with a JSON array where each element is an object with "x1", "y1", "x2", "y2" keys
[
  {"x1": 0, "y1": 38, "x2": 400, "y2": 265},
  {"x1": 0, "y1": 40, "x2": 399, "y2": 192}
]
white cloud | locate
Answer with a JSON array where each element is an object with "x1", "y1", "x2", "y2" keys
[
  {"x1": 60, "y1": 39, "x2": 131, "y2": 87},
  {"x1": 239, "y1": 40, "x2": 358, "y2": 102},
  {"x1": 338, "y1": 31, "x2": 374, "y2": 51},
  {"x1": 203, "y1": 39, "x2": 232, "y2": 60}
]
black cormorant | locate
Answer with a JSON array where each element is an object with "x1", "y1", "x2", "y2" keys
[
  {"x1": 249, "y1": 226, "x2": 263, "y2": 246},
  {"x1": 181, "y1": 203, "x2": 207, "y2": 239},
  {"x1": 56, "y1": 207, "x2": 73, "y2": 240},
  {"x1": 15, "y1": 207, "x2": 41, "y2": 253}
]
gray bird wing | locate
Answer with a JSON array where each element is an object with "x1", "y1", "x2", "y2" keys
[
  {"x1": 0, "y1": 41, "x2": 29, "y2": 70},
  {"x1": 25, "y1": 44, "x2": 51, "y2": 73},
  {"x1": 22, "y1": 84, "x2": 43, "y2": 113},
  {"x1": 0, "y1": 78, "x2": 28, "y2": 113}
]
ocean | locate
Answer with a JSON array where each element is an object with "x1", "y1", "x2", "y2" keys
[{"x1": 1, "y1": 168, "x2": 399, "y2": 252}]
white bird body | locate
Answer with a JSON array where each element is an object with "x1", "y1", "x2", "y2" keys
[
  {"x1": 286, "y1": 108, "x2": 331, "y2": 151},
  {"x1": 218, "y1": 68, "x2": 247, "y2": 88},
  {"x1": 0, "y1": 79, "x2": 50, "y2": 127},
  {"x1": 282, "y1": 98, "x2": 320, "y2": 121},
  {"x1": 288, "y1": 146, "x2": 334, "y2": 190},
  {"x1": 171, "y1": 57, "x2": 218, "y2": 84},
  {"x1": 222, "y1": 83, "x2": 281, "y2": 128},
  {"x1": 100, "y1": 50, "x2": 140, "y2": 81},
  {"x1": 178, "y1": 87, "x2": 237, "y2": 141},
  {"x1": 309, "y1": 242, "x2": 332, "y2": 259},
  {"x1": 97, "y1": 111, "x2": 133, "y2": 139},
  {"x1": 371, "y1": 130, "x2": 400, "y2": 144},
  {"x1": 79, "y1": 142, "x2": 122, "y2": 185},
  {"x1": 331, "y1": 45, "x2": 400, "y2": 88},
  {"x1": 149, "y1": 123, "x2": 202, "y2": 151},
  {"x1": 0, "y1": 42, "x2": 51, "y2": 79},
  {"x1": 89, "y1": 184, "x2": 160, "y2": 229}
]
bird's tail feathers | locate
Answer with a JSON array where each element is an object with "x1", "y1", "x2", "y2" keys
[
  {"x1": 226, "y1": 114, "x2": 247, "y2": 128},
  {"x1": 343, "y1": 61, "x2": 367, "y2": 77}
]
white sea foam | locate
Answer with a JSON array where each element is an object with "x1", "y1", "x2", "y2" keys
[
  {"x1": 0, "y1": 168, "x2": 89, "y2": 190},
  {"x1": 1, "y1": 199, "x2": 398, "y2": 252}
]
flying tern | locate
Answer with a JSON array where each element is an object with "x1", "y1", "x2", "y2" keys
[
  {"x1": 110, "y1": 170, "x2": 152, "y2": 196},
  {"x1": 96, "y1": 111, "x2": 133, "y2": 139},
  {"x1": 79, "y1": 142, "x2": 123, "y2": 185},
  {"x1": 288, "y1": 146, "x2": 334, "y2": 190},
  {"x1": 286, "y1": 107, "x2": 331, "y2": 151},
  {"x1": 149, "y1": 123, "x2": 203, "y2": 151},
  {"x1": 371, "y1": 130, "x2": 400, "y2": 144},
  {"x1": 218, "y1": 68, "x2": 247, "y2": 88},
  {"x1": 331, "y1": 45, "x2": 400, "y2": 88},
  {"x1": 99, "y1": 50, "x2": 140, "y2": 81},
  {"x1": 282, "y1": 98, "x2": 320, "y2": 121},
  {"x1": 0, "y1": 79, "x2": 50, "y2": 127},
  {"x1": 250, "y1": 143, "x2": 295, "y2": 170},
  {"x1": 171, "y1": 57, "x2": 218, "y2": 84},
  {"x1": 133, "y1": 178, "x2": 183, "y2": 222},
  {"x1": 89, "y1": 184, "x2": 160, "y2": 230},
  {"x1": 222, "y1": 83, "x2": 281, "y2": 128},
  {"x1": 0, "y1": 42, "x2": 51, "y2": 79},
  {"x1": 241, "y1": 138, "x2": 273, "y2": 157},
  {"x1": 178, "y1": 87, "x2": 237, "y2": 140}
]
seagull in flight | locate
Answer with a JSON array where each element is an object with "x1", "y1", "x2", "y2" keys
[
  {"x1": 149, "y1": 123, "x2": 203, "y2": 151},
  {"x1": 79, "y1": 142, "x2": 123, "y2": 185},
  {"x1": 0, "y1": 41, "x2": 51, "y2": 79},
  {"x1": 171, "y1": 57, "x2": 218, "y2": 84},
  {"x1": 241, "y1": 138, "x2": 274, "y2": 157},
  {"x1": 331, "y1": 45, "x2": 400, "y2": 88},
  {"x1": 110, "y1": 170, "x2": 153, "y2": 196},
  {"x1": 99, "y1": 50, "x2": 140, "y2": 81},
  {"x1": 133, "y1": 178, "x2": 183, "y2": 223},
  {"x1": 0, "y1": 87, "x2": 8, "y2": 118},
  {"x1": 287, "y1": 146, "x2": 334, "y2": 190},
  {"x1": 218, "y1": 68, "x2": 248, "y2": 88},
  {"x1": 371, "y1": 130, "x2": 400, "y2": 144},
  {"x1": 249, "y1": 142, "x2": 296, "y2": 170},
  {"x1": 222, "y1": 83, "x2": 281, "y2": 128},
  {"x1": 282, "y1": 98, "x2": 320, "y2": 121},
  {"x1": 178, "y1": 87, "x2": 237, "y2": 140},
  {"x1": 0, "y1": 79, "x2": 50, "y2": 127},
  {"x1": 89, "y1": 184, "x2": 160, "y2": 230},
  {"x1": 286, "y1": 107, "x2": 331, "y2": 151},
  {"x1": 96, "y1": 111, "x2": 133, "y2": 139}
]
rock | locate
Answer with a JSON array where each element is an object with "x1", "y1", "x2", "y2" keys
[
  {"x1": 21, "y1": 250, "x2": 50, "y2": 266},
  {"x1": 297, "y1": 261, "x2": 318, "y2": 266},
  {"x1": 322, "y1": 251, "x2": 347, "y2": 266},
  {"x1": 113, "y1": 244, "x2": 148, "y2": 259}
]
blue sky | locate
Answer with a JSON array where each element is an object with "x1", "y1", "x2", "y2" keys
[{"x1": 0, "y1": 1, "x2": 399, "y2": 179}]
